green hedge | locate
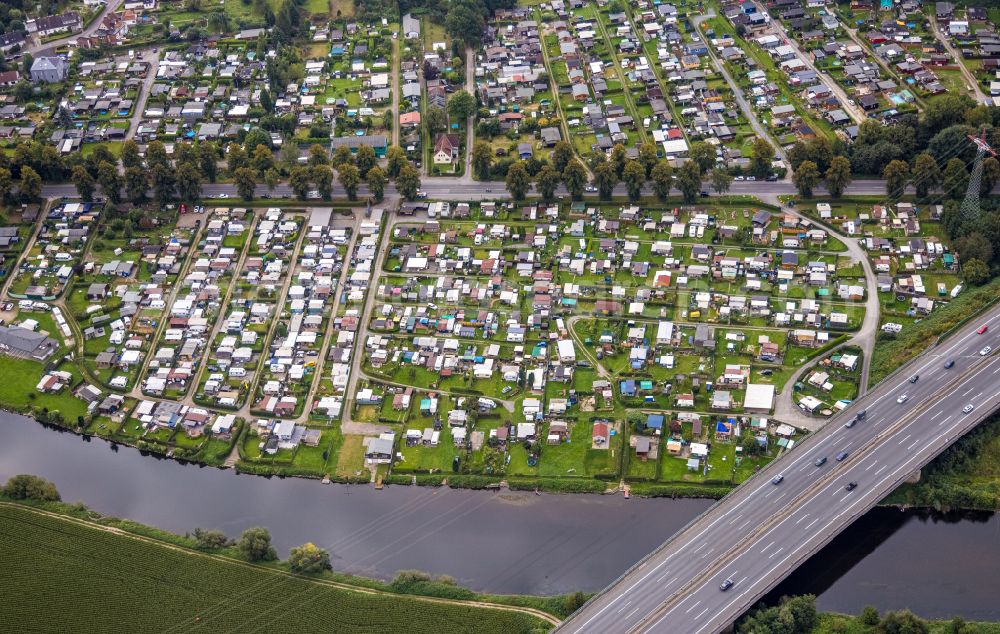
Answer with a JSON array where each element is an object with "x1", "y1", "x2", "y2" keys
[
  {"x1": 446, "y1": 475, "x2": 502, "y2": 489},
  {"x1": 507, "y1": 478, "x2": 607, "y2": 493}
]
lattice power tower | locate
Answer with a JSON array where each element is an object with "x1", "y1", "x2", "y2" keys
[{"x1": 960, "y1": 128, "x2": 996, "y2": 224}]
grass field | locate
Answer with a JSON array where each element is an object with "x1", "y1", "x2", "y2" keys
[
  {"x1": 0, "y1": 503, "x2": 550, "y2": 633},
  {"x1": 0, "y1": 356, "x2": 88, "y2": 420}
]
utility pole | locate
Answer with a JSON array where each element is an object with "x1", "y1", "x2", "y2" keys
[{"x1": 960, "y1": 128, "x2": 996, "y2": 224}]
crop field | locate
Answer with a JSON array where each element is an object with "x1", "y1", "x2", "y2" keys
[{"x1": 0, "y1": 504, "x2": 549, "y2": 633}]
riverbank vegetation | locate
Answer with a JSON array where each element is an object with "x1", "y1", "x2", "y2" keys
[
  {"x1": 739, "y1": 595, "x2": 1000, "y2": 634},
  {"x1": 0, "y1": 475, "x2": 572, "y2": 628},
  {"x1": 869, "y1": 277, "x2": 1000, "y2": 387},
  {"x1": 883, "y1": 412, "x2": 1000, "y2": 511}
]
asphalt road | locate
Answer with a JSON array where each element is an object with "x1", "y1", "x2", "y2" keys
[
  {"x1": 40, "y1": 178, "x2": 896, "y2": 202},
  {"x1": 556, "y1": 307, "x2": 1000, "y2": 634}
]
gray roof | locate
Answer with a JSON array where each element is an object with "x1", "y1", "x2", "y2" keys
[{"x1": 0, "y1": 325, "x2": 58, "y2": 360}]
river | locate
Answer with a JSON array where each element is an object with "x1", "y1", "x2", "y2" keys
[{"x1": 2, "y1": 411, "x2": 999, "y2": 619}]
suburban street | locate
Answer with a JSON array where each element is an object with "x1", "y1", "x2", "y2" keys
[{"x1": 557, "y1": 306, "x2": 1000, "y2": 634}]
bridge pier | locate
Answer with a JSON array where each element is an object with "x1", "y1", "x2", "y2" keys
[{"x1": 905, "y1": 469, "x2": 922, "y2": 484}]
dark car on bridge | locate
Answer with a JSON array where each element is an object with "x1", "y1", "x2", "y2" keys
[
  {"x1": 944, "y1": 359, "x2": 955, "y2": 369},
  {"x1": 719, "y1": 578, "x2": 734, "y2": 591},
  {"x1": 845, "y1": 482, "x2": 857, "y2": 491},
  {"x1": 814, "y1": 457, "x2": 827, "y2": 467},
  {"x1": 836, "y1": 451, "x2": 849, "y2": 462},
  {"x1": 771, "y1": 474, "x2": 784, "y2": 485}
]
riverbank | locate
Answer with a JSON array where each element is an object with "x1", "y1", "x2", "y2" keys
[{"x1": 0, "y1": 495, "x2": 563, "y2": 632}]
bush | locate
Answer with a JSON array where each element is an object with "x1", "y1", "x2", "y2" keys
[
  {"x1": 2, "y1": 474, "x2": 61, "y2": 502},
  {"x1": 507, "y1": 478, "x2": 606, "y2": 493},
  {"x1": 192, "y1": 528, "x2": 230, "y2": 550},
  {"x1": 288, "y1": 542, "x2": 331, "y2": 574},
  {"x1": 447, "y1": 475, "x2": 501, "y2": 489},
  {"x1": 237, "y1": 527, "x2": 277, "y2": 562}
]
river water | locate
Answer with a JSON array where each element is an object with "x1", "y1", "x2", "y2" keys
[{"x1": 2, "y1": 411, "x2": 999, "y2": 618}]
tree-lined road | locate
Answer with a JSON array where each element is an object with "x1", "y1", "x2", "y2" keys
[{"x1": 556, "y1": 308, "x2": 1000, "y2": 634}]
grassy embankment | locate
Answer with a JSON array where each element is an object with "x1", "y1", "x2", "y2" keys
[{"x1": 0, "y1": 500, "x2": 562, "y2": 633}]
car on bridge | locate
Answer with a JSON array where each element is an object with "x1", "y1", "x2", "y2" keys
[
  {"x1": 845, "y1": 482, "x2": 857, "y2": 491},
  {"x1": 814, "y1": 456, "x2": 827, "y2": 467},
  {"x1": 719, "y1": 578, "x2": 734, "y2": 591},
  {"x1": 978, "y1": 324, "x2": 989, "y2": 334},
  {"x1": 844, "y1": 418, "x2": 857, "y2": 428},
  {"x1": 981, "y1": 346, "x2": 992, "y2": 356},
  {"x1": 771, "y1": 474, "x2": 784, "y2": 485},
  {"x1": 909, "y1": 374, "x2": 919, "y2": 383},
  {"x1": 944, "y1": 359, "x2": 955, "y2": 369},
  {"x1": 897, "y1": 394, "x2": 909, "y2": 404},
  {"x1": 836, "y1": 451, "x2": 849, "y2": 462},
  {"x1": 963, "y1": 404, "x2": 975, "y2": 414}
]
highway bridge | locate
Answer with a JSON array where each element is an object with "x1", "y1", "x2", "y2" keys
[{"x1": 557, "y1": 307, "x2": 1000, "y2": 634}]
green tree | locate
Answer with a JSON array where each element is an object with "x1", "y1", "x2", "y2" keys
[
  {"x1": 125, "y1": 166, "x2": 147, "y2": 203},
  {"x1": 954, "y1": 233, "x2": 993, "y2": 264},
  {"x1": 335, "y1": 164, "x2": 358, "y2": 200},
  {"x1": 121, "y1": 140, "x2": 142, "y2": 170},
  {"x1": 355, "y1": 145, "x2": 377, "y2": 176},
  {"x1": 237, "y1": 527, "x2": 277, "y2": 562},
  {"x1": 308, "y1": 143, "x2": 330, "y2": 167},
  {"x1": 97, "y1": 161, "x2": 122, "y2": 203},
  {"x1": 243, "y1": 128, "x2": 272, "y2": 153},
  {"x1": 18, "y1": 165, "x2": 41, "y2": 201},
  {"x1": 448, "y1": 90, "x2": 477, "y2": 120},
  {"x1": 471, "y1": 140, "x2": 492, "y2": 180},
  {"x1": 72, "y1": 165, "x2": 96, "y2": 200},
  {"x1": 675, "y1": 161, "x2": 702, "y2": 203},
  {"x1": 2, "y1": 474, "x2": 60, "y2": 501},
  {"x1": 193, "y1": 528, "x2": 230, "y2": 550},
  {"x1": 176, "y1": 163, "x2": 203, "y2": 202},
  {"x1": 396, "y1": 162, "x2": 421, "y2": 201},
  {"x1": 688, "y1": 142, "x2": 716, "y2": 172},
  {"x1": 263, "y1": 167, "x2": 280, "y2": 191},
  {"x1": 527, "y1": 163, "x2": 556, "y2": 201},
  {"x1": 859, "y1": 605, "x2": 881, "y2": 626},
  {"x1": 638, "y1": 142, "x2": 659, "y2": 177},
  {"x1": 233, "y1": 167, "x2": 257, "y2": 201},
  {"x1": 0, "y1": 168, "x2": 10, "y2": 202},
  {"x1": 709, "y1": 169, "x2": 732, "y2": 195},
  {"x1": 878, "y1": 609, "x2": 929, "y2": 634},
  {"x1": 331, "y1": 145, "x2": 355, "y2": 169},
  {"x1": 622, "y1": 159, "x2": 646, "y2": 201},
  {"x1": 289, "y1": 166, "x2": 311, "y2": 200},
  {"x1": 386, "y1": 146, "x2": 407, "y2": 178},
  {"x1": 824, "y1": 155, "x2": 852, "y2": 198},
  {"x1": 552, "y1": 141, "x2": 574, "y2": 173},
  {"x1": 594, "y1": 161, "x2": 618, "y2": 200},
  {"x1": 146, "y1": 141, "x2": 169, "y2": 170},
  {"x1": 197, "y1": 142, "x2": 219, "y2": 182},
  {"x1": 366, "y1": 166, "x2": 386, "y2": 202},
  {"x1": 506, "y1": 161, "x2": 531, "y2": 201},
  {"x1": 963, "y1": 258, "x2": 991, "y2": 285},
  {"x1": 562, "y1": 159, "x2": 587, "y2": 199},
  {"x1": 610, "y1": 144, "x2": 627, "y2": 178},
  {"x1": 980, "y1": 156, "x2": 1000, "y2": 195},
  {"x1": 883, "y1": 159, "x2": 910, "y2": 202},
  {"x1": 942, "y1": 157, "x2": 969, "y2": 200},
  {"x1": 651, "y1": 160, "x2": 673, "y2": 201},
  {"x1": 912, "y1": 152, "x2": 940, "y2": 200},
  {"x1": 793, "y1": 160, "x2": 821, "y2": 197},
  {"x1": 251, "y1": 144, "x2": 273, "y2": 176},
  {"x1": 750, "y1": 137, "x2": 775, "y2": 179},
  {"x1": 424, "y1": 106, "x2": 448, "y2": 136},
  {"x1": 227, "y1": 143, "x2": 249, "y2": 172},
  {"x1": 288, "y1": 542, "x2": 332, "y2": 574},
  {"x1": 445, "y1": 0, "x2": 486, "y2": 48}
]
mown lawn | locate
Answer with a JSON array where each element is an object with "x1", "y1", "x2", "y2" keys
[
  {"x1": 0, "y1": 356, "x2": 88, "y2": 419},
  {"x1": 0, "y1": 504, "x2": 548, "y2": 634}
]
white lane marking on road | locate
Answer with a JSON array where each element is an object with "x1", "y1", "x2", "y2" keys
[
  {"x1": 875, "y1": 465, "x2": 888, "y2": 476},
  {"x1": 795, "y1": 513, "x2": 810, "y2": 525},
  {"x1": 764, "y1": 489, "x2": 775, "y2": 499},
  {"x1": 939, "y1": 415, "x2": 954, "y2": 426},
  {"x1": 624, "y1": 606, "x2": 641, "y2": 620},
  {"x1": 804, "y1": 517, "x2": 820, "y2": 530},
  {"x1": 973, "y1": 392, "x2": 983, "y2": 400},
  {"x1": 865, "y1": 461, "x2": 877, "y2": 471},
  {"x1": 962, "y1": 386, "x2": 975, "y2": 396},
  {"x1": 656, "y1": 571, "x2": 672, "y2": 583},
  {"x1": 769, "y1": 547, "x2": 784, "y2": 559},
  {"x1": 695, "y1": 606, "x2": 711, "y2": 620},
  {"x1": 897, "y1": 434, "x2": 911, "y2": 445},
  {"x1": 908, "y1": 439, "x2": 921, "y2": 451},
  {"x1": 738, "y1": 519, "x2": 751, "y2": 530},
  {"x1": 759, "y1": 540, "x2": 775, "y2": 554},
  {"x1": 616, "y1": 600, "x2": 632, "y2": 614},
  {"x1": 775, "y1": 492, "x2": 787, "y2": 503},
  {"x1": 685, "y1": 600, "x2": 702, "y2": 614},
  {"x1": 700, "y1": 548, "x2": 713, "y2": 559},
  {"x1": 693, "y1": 543, "x2": 706, "y2": 554},
  {"x1": 727, "y1": 513, "x2": 744, "y2": 526}
]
